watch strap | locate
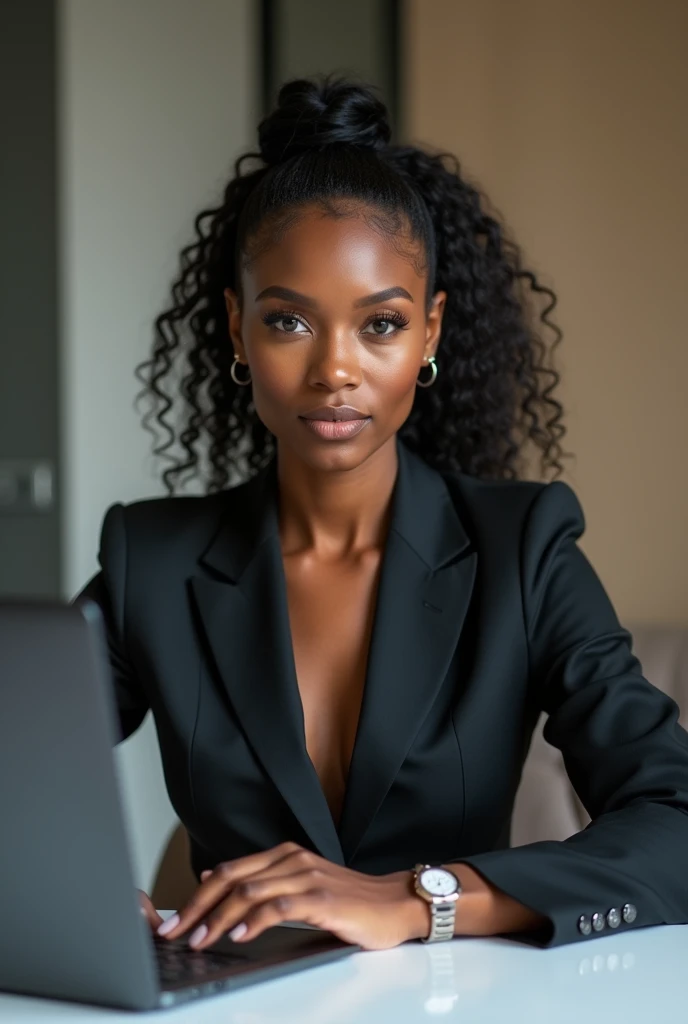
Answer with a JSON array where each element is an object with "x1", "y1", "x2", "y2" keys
[{"x1": 423, "y1": 900, "x2": 457, "y2": 943}]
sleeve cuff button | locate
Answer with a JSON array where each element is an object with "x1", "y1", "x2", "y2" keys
[
  {"x1": 606, "y1": 908, "x2": 621, "y2": 929},
  {"x1": 622, "y1": 904, "x2": 637, "y2": 924},
  {"x1": 578, "y1": 915, "x2": 592, "y2": 936},
  {"x1": 592, "y1": 913, "x2": 606, "y2": 932}
]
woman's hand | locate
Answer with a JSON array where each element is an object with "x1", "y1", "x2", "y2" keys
[
  {"x1": 137, "y1": 888, "x2": 164, "y2": 932},
  {"x1": 154, "y1": 842, "x2": 428, "y2": 951}
]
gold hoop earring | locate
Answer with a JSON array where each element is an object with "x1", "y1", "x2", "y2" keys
[
  {"x1": 230, "y1": 355, "x2": 251, "y2": 386},
  {"x1": 416, "y1": 356, "x2": 438, "y2": 388}
]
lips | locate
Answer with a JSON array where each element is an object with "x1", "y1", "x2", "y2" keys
[
  {"x1": 299, "y1": 404, "x2": 371, "y2": 442},
  {"x1": 300, "y1": 406, "x2": 369, "y2": 422}
]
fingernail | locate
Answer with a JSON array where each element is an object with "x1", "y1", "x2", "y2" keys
[
  {"x1": 140, "y1": 906, "x2": 147, "y2": 916},
  {"x1": 157, "y1": 913, "x2": 180, "y2": 936},
  {"x1": 188, "y1": 924, "x2": 208, "y2": 948},
  {"x1": 200, "y1": 870, "x2": 212, "y2": 881},
  {"x1": 228, "y1": 922, "x2": 248, "y2": 941}
]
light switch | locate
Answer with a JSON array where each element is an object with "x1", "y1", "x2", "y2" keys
[{"x1": 0, "y1": 460, "x2": 55, "y2": 512}]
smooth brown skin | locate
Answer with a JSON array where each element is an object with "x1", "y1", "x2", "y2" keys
[{"x1": 143, "y1": 201, "x2": 545, "y2": 950}]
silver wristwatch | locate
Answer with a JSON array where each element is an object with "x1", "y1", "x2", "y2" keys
[{"x1": 413, "y1": 864, "x2": 461, "y2": 943}]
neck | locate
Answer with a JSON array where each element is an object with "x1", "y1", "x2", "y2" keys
[{"x1": 275, "y1": 436, "x2": 399, "y2": 559}]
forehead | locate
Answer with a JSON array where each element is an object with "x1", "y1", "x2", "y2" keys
[{"x1": 241, "y1": 203, "x2": 427, "y2": 297}]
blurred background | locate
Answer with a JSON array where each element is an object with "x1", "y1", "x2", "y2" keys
[{"x1": 1, "y1": 0, "x2": 687, "y2": 895}]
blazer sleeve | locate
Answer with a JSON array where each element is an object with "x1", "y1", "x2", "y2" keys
[
  {"x1": 70, "y1": 502, "x2": 149, "y2": 743},
  {"x1": 456, "y1": 480, "x2": 688, "y2": 948}
]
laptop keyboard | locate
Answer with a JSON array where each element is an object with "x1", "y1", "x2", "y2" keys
[{"x1": 153, "y1": 934, "x2": 246, "y2": 985}]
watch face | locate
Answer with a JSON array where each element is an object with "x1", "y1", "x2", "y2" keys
[{"x1": 420, "y1": 868, "x2": 459, "y2": 897}]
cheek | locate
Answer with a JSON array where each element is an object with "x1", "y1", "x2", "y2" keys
[
  {"x1": 367, "y1": 343, "x2": 423, "y2": 408},
  {"x1": 246, "y1": 343, "x2": 301, "y2": 403}
]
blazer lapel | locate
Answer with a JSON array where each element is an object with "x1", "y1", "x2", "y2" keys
[
  {"x1": 189, "y1": 438, "x2": 477, "y2": 868},
  {"x1": 337, "y1": 440, "x2": 477, "y2": 862},
  {"x1": 190, "y1": 460, "x2": 345, "y2": 866}
]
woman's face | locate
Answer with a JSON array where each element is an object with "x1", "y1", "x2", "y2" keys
[{"x1": 225, "y1": 202, "x2": 446, "y2": 473}]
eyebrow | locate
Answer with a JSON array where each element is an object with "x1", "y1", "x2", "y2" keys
[{"x1": 253, "y1": 285, "x2": 414, "y2": 308}]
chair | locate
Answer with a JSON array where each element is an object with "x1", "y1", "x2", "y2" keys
[{"x1": 511, "y1": 623, "x2": 688, "y2": 844}]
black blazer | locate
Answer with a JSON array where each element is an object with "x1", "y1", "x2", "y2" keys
[{"x1": 73, "y1": 437, "x2": 688, "y2": 948}]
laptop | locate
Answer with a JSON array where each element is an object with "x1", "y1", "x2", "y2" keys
[{"x1": 0, "y1": 598, "x2": 360, "y2": 1011}]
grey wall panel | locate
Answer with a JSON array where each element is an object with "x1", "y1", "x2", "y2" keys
[{"x1": 0, "y1": 0, "x2": 61, "y2": 596}]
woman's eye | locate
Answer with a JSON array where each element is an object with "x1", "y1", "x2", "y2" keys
[
  {"x1": 272, "y1": 316, "x2": 307, "y2": 334},
  {"x1": 362, "y1": 319, "x2": 397, "y2": 336}
]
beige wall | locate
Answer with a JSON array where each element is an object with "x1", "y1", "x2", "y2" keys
[{"x1": 405, "y1": 0, "x2": 688, "y2": 624}]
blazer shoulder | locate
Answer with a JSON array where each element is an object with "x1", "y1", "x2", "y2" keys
[
  {"x1": 118, "y1": 488, "x2": 227, "y2": 532},
  {"x1": 97, "y1": 477, "x2": 253, "y2": 559},
  {"x1": 442, "y1": 470, "x2": 586, "y2": 545}
]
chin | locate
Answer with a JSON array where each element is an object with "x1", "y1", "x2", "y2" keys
[
  {"x1": 300, "y1": 443, "x2": 373, "y2": 473},
  {"x1": 280, "y1": 429, "x2": 377, "y2": 473}
]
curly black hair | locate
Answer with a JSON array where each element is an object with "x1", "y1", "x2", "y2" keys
[{"x1": 134, "y1": 74, "x2": 571, "y2": 495}]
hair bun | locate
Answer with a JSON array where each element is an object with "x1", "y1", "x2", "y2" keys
[{"x1": 258, "y1": 75, "x2": 391, "y2": 166}]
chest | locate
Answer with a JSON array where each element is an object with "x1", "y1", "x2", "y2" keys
[{"x1": 282, "y1": 550, "x2": 383, "y2": 822}]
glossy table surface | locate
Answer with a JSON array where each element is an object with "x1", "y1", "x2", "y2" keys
[{"x1": 1, "y1": 913, "x2": 685, "y2": 1022}]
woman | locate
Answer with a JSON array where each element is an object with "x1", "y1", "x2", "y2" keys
[{"x1": 74, "y1": 75, "x2": 688, "y2": 953}]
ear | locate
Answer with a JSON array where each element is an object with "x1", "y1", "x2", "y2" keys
[
  {"x1": 424, "y1": 290, "x2": 447, "y2": 362},
  {"x1": 224, "y1": 287, "x2": 247, "y2": 362}
]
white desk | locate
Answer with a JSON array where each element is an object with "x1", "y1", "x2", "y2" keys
[{"x1": 1, "y1": 914, "x2": 685, "y2": 1022}]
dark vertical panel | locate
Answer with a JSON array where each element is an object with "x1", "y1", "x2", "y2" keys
[
  {"x1": 260, "y1": 0, "x2": 402, "y2": 134},
  {"x1": 260, "y1": 0, "x2": 276, "y2": 117},
  {"x1": 386, "y1": 0, "x2": 403, "y2": 140},
  {"x1": 0, "y1": 0, "x2": 61, "y2": 596}
]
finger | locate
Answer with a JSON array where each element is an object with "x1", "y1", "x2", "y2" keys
[
  {"x1": 156, "y1": 842, "x2": 307, "y2": 939},
  {"x1": 150, "y1": 908, "x2": 165, "y2": 930},
  {"x1": 190, "y1": 869, "x2": 334, "y2": 950},
  {"x1": 230, "y1": 890, "x2": 333, "y2": 944},
  {"x1": 138, "y1": 890, "x2": 164, "y2": 931}
]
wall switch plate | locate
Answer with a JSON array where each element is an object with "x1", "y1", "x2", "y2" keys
[{"x1": 0, "y1": 460, "x2": 55, "y2": 513}]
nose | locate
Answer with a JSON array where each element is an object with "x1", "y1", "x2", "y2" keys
[{"x1": 306, "y1": 330, "x2": 362, "y2": 392}]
